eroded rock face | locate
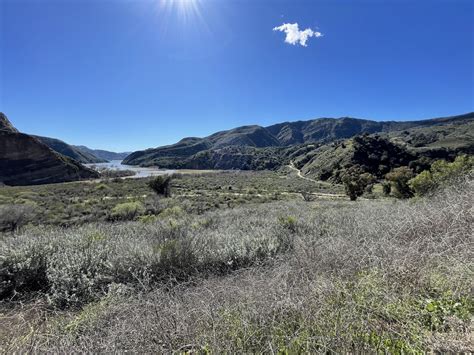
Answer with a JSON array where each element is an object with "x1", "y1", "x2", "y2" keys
[
  {"x1": 0, "y1": 114, "x2": 99, "y2": 186},
  {"x1": 0, "y1": 113, "x2": 19, "y2": 133}
]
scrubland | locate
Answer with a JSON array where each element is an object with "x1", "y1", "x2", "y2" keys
[{"x1": 0, "y1": 173, "x2": 472, "y2": 353}]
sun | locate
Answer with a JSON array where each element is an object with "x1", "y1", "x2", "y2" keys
[{"x1": 159, "y1": 0, "x2": 203, "y2": 22}]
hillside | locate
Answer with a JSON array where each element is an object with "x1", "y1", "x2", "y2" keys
[
  {"x1": 123, "y1": 125, "x2": 280, "y2": 166},
  {"x1": 74, "y1": 146, "x2": 131, "y2": 161},
  {"x1": 0, "y1": 114, "x2": 99, "y2": 186},
  {"x1": 33, "y1": 136, "x2": 107, "y2": 164},
  {"x1": 124, "y1": 112, "x2": 474, "y2": 170},
  {"x1": 295, "y1": 135, "x2": 416, "y2": 182}
]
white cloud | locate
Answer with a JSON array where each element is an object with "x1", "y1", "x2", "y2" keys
[{"x1": 273, "y1": 23, "x2": 323, "y2": 47}]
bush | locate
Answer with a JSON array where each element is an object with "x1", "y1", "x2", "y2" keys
[
  {"x1": 100, "y1": 169, "x2": 137, "y2": 179},
  {"x1": 342, "y1": 167, "x2": 375, "y2": 201},
  {"x1": 386, "y1": 166, "x2": 414, "y2": 198},
  {"x1": 382, "y1": 182, "x2": 391, "y2": 196},
  {"x1": 0, "y1": 204, "x2": 34, "y2": 232},
  {"x1": 148, "y1": 176, "x2": 172, "y2": 197},
  {"x1": 409, "y1": 155, "x2": 474, "y2": 196},
  {"x1": 110, "y1": 202, "x2": 145, "y2": 221}
]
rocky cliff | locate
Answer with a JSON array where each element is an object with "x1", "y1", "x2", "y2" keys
[{"x1": 0, "y1": 114, "x2": 99, "y2": 186}]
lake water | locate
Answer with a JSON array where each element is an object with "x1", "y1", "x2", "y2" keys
[{"x1": 86, "y1": 160, "x2": 176, "y2": 178}]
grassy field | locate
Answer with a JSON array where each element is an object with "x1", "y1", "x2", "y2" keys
[
  {"x1": 0, "y1": 170, "x2": 345, "y2": 227},
  {"x1": 0, "y1": 172, "x2": 472, "y2": 352}
]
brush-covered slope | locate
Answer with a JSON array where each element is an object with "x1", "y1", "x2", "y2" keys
[
  {"x1": 124, "y1": 112, "x2": 473, "y2": 169},
  {"x1": 295, "y1": 135, "x2": 416, "y2": 182},
  {"x1": 33, "y1": 136, "x2": 107, "y2": 164},
  {"x1": 123, "y1": 125, "x2": 280, "y2": 166},
  {"x1": 0, "y1": 114, "x2": 99, "y2": 186},
  {"x1": 382, "y1": 117, "x2": 474, "y2": 152},
  {"x1": 266, "y1": 112, "x2": 474, "y2": 145}
]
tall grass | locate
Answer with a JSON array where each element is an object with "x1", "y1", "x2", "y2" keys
[{"x1": 0, "y1": 177, "x2": 472, "y2": 352}]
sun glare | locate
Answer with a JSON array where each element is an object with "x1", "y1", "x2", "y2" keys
[{"x1": 159, "y1": 0, "x2": 203, "y2": 23}]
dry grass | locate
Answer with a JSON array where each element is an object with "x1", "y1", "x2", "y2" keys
[{"x1": 0, "y1": 177, "x2": 472, "y2": 352}]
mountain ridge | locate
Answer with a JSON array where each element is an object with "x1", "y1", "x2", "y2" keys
[
  {"x1": 73, "y1": 146, "x2": 131, "y2": 162},
  {"x1": 123, "y1": 112, "x2": 474, "y2": 167},
  {"x1": 32, "y1": 136, "x2": 107, "y2": 164}
]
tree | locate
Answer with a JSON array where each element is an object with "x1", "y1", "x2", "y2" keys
[
  {"x1": 342, "y1": 167, "x2": 374, "y2": 201},
  {"x1": 148, "y1": 175, "x2": 172, "y2": 197},
  {"x1": 385, "y1": 166, "x2": 414, "y2": 198}
]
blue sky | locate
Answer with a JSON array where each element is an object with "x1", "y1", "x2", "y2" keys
[{"x1": 1, "y1": 0, "x2": 473, "y2": 151}]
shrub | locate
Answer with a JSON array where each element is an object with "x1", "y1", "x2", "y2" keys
[
  {"x1": 386, "y1": 166, "x2": 414, "y2": 198},
  {"x1": 382, "y1": 182, "x2": 391, "y2": 196},
  {"x1": 278, "y1": 215, "x2": 297, "y2": 233},
  {"x1": 409, "y1": 155, "x2": 474, "y2": 196},
  {"x1": 100, "y1": 169, "x2": 137, "y2": 179},
  {"x1": 110, "y1": 202, "x2": 145, "y2": 221},
  {"x1": 148, "y1": 176, "x2": 172, "y2": 197},
  {"x1": 342, "y1": 167, "x2": 375, "y2": 201},
  {"x1": 409, "y1": 170, "x2": 435, "y2": 196},
  {"x1": 0, "y1": 204, "x2": 34, "y2": 232}
]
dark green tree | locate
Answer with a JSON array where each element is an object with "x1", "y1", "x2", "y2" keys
[{"x1": 148, "y1": 175, "x2": 172, "y2": 197}]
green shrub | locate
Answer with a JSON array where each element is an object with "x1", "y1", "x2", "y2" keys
[
  {"x1": 409, "y1": 155, "x2": 474, "y2": 196},
  {"x1": 278, "y1": 215, "x2": 297, "y2": 233},
  {"x1": 342, "y1": 167, "x2": 375, "y2": 201},
  {"x1": 110, "y1": 202, "x2": 145, "y2": 221},
  {"x1": 409, "y1": 170, "x2": 435, "y2": 196},
  {"x1": 385, "y1": 166, "x2": 414, "y2": 198}
]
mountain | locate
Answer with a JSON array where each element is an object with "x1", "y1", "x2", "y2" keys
[
  {"x1": 0, "y1": 114, "x2": 99, "y2": 186},
  {"x1": 74, "y1": 146, "x2": 131, "y2": 161},
  {"x1": 266, "y1": 112, "x2": 474, "y2": 145},
  {"x1": 123, "y1": 125, "x2": 280, "y2": 167},
  {"x1": 32, "y1": 136, "x2": 107, "y2": 164},
  {"x1": 123, "y1": 112, "x2": 474, "y2": 168}
]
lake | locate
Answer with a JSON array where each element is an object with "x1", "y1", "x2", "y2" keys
[{"x1": 86, "y1": 160, "x2": 176, "y2": 178}]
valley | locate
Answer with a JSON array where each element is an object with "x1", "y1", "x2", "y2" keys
[
  {"x1": 0, "y1": 112, "x2": 472, "y2": 353},
  {"x1": 1, "y1": 0, "x2": 472, "y2": 351}
]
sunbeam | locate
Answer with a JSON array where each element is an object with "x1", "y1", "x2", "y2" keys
[{"x1": 159, "y1": 0, "x2": 204, "y2": 24}]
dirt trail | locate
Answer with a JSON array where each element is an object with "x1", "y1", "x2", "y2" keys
[
  {"x1": 287, "y1": 162, "x2": 318, "y2": 183},
  {"x1": 288, "y1": 162, "x2": 346, "y2": 199}
]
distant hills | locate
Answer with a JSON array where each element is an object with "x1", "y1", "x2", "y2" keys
[
  {"x1": 32, "y1": 136, "x2": 108, "y2": 164},
  {"x1": 32, "y1": 137, "x2": 130, "y2": 164},
  {"x1": 1, "y1": 111, "x2": 472, "y2": 186},
  {"x1": 73, "y1": 146, "x2": 131, "y2": 162},
  {"x1": 123, "y1": 112, "x2": 474, "y2": 175},
  {"x1": 0, "y1": 113, "x2": 98, "y2": 186}
]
